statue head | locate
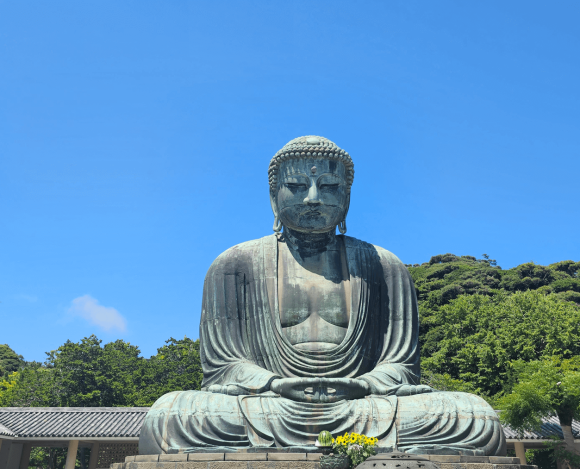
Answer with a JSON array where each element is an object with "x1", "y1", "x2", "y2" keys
[{"x1": 269, "y1": 136, "x2": 354, "y2": 234}]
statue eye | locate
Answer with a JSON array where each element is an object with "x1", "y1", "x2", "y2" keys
[
  {"x1": 304, "y1": 387, "x2": 315, "y2": 394},
  {"x1": 285, "y1": 183, "x2": 308, "y2": 190},
  {"x1": 327, "y1": 387, "x2": 336, "y2": 395},
  {"x1": 319, "y1": 183, "x2": 339, "y2": 190}
]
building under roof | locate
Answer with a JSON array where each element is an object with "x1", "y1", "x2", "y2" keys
[
  {"x1": 0, "y1": 407, "x2": 578, "y2": 469},
  {"x1": 0, "y1": 408, "x2": 146, "y2": 469}
]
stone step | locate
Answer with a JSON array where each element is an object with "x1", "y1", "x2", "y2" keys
[{"x1": 114, "y1": 457, "x2": 537, "y2": 469}]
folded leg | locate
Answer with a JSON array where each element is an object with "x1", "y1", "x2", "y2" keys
[{"x1": 396, "y1": 391, "x2": 506, "y2": 456}]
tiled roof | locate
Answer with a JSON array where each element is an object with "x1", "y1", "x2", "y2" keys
[
  {"x1": 502, "y1": 416, "x2": 580, "y2": 440},
  {"x1": 0, "y1": 422, "x2": 15, "y2": 437},
  {"x1": 0, "y1": 407, "x2": 577, "y2": 442},
  {"x1": 0, "y1": 407, "x2": 148, "y2": 438}
]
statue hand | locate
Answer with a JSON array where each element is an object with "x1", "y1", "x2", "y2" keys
[
  {"x1": 395, "y1": 384, "x2": 433, "y2": 396},
  {"x1": 270, "y1": 377, "x2": 370, "y2": 403}
]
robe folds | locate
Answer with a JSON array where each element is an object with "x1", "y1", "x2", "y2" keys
[{"x1": 139, "y1": 234, "x2": 506, "y2": 456}]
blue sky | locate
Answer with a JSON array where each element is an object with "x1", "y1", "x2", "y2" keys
[{"x1": 1, "y1": 1, "x2": 579, "y2": 362}]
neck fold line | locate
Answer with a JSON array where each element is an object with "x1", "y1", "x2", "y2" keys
[{"x1": 283, "y1": 227, "x2": 337, "y2": 253}]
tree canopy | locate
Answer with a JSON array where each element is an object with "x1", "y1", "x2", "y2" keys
[
  {"x1": 0, "y1": 344, "x2": 24, "y2": 377},
  {"x1": 0, "y1": 336, "x2": 202, "y2": 407}
]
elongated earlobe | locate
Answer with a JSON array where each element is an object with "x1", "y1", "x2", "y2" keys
[
  {"x1": 273, "y1": 215, "x2": 283, "y2": 233},
  {"x1": 338, "y1": 219, "x2": 347, "y2": 235}
]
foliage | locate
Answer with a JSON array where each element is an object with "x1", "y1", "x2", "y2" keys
[
  {"x1": 29, "y1": 447, "x2": 91, "y2": 469},
  {"x1": 409, "y1": 254, "x2": 503, "y2": 312},
  {"x1": 524, "y1": 447, "x2": 557, "y2": 469},
  {"x1": 0, "y1": 364, "x2": 54, "y2": 407},
  {"x1": 0, "y1": 344, "x2": 24, "y2": 377},
  {"x1": 543, "y1": 438, "x2": 580, "y2": 469},
  {"x1": 0, "y1": 336, "x2": 203, "y2": 408},
  {"x1": 420, "y1": 290, "x2": 580, "y2": 396},
  {"x1": 496, "y1": 357, "x2": 580, "y2": 466},
  {"x1": 0, "y1": 372, "x2": 19, "y2": 406},
  {"x1": 408, "y1": 255, "x2": 580, "y2": 362},
  {"x1": 331, "y1": 432, "x2": 377, "y2": 467},
  {"x1": 132, "y1": 337, "x2": 203, "y2": 406},
  {"x1": 45, "y1": 335, "x2": 144, "y2": 407},
  {"x1": 420, "y1": 371, "x2": 479, "y2": 394},
  {"x1": 497, "y1": 357, "x2": 580, "y2": 431}
]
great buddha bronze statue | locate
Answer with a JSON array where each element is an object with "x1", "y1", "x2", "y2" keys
[{"x1": 139, "y1": 136, "x2": 506, "y2": 456}]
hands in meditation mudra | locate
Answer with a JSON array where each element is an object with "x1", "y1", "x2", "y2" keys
[{"x1": 139, "y1": 136, "x2": 506, "y2": 456}]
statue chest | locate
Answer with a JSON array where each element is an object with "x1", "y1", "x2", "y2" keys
[{"x1": 277, "y1": 242, "x2": 350, "y2": 351}]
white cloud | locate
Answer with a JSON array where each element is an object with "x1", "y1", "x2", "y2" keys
[{"x1": 68, "y1": 295, "x2": 127, "y2": 332}]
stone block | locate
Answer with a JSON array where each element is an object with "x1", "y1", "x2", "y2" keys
[
  {"x1": 465, "y1": 463, "x2": 493, "y2": 469},
  {"x1": 127, "y1": 462, "x2": 160, "y2": 469},
  {"x1": 306, "y1": 453, "x2": 322, "y2": 461},
  {"x1": 267, "y1": 453, "x2": 306, "y2": 461},
  {"x1": 251, "y1": 464, "x2": 317, "y2": 469},
  {"x1": 135, "y1": 455, "x2": 160, "y2": 462},
  {"x1": 125, "y1": 457, "x2": 137, "y2": 463},
  {"x1": 246, "y1": 463, "x2": 280, "y2": 469},
  {"x1": 161, "y1": 455, "x2": 189, "y2": 462},
  {"x1": 189, "y1": 454, "x2": 225, "y2": 461},
  {"x1": 281, "y1": 464, "x2": 318, "y2": 469},
  {"x1": 461, "y1": 457, "x2": 490, "y2": 463},
  {"x1": 209, "y1": 463, "x2": 248, "y2": 469},
  {"x1": 429, "y1": 455, "x2": 461, "y2": 462},
  {"x1": 175, "y1": 464, "x2": 209, "y2": 469},
  {"x1": 489, "y1": 458, "x2": 520, "y2": 465},
  {"x1": 439, "y1": 464, "x2": 466, "y2": 469},
  {"x1": 226, "y1": 454, "x2": 267, "y2": 461}
]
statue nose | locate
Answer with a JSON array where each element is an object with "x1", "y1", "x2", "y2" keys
[{"x1": 304, "y1": 184, "x2": 322, "y2": 205}]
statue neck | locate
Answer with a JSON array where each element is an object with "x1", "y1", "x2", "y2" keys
[{"x1": 283, "y1": 227, "x2": 337, "y2": 253}]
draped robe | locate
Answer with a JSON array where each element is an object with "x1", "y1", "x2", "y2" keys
[{"x1": 139, "y1": 234, "x2": 506, "y2": 456}]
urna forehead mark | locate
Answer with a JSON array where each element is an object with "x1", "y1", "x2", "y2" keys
[{"x1": 278, "y1": 158, "x2": 346, "y2": 182}]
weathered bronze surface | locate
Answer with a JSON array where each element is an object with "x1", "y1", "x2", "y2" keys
[{"x1": 139, "y1": 136, "x2": 507, "y2": 456}]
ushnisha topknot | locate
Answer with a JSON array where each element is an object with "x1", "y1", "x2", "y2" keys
[{"x1": 268, "y1": 135, "x2": 354, "y2": 194}]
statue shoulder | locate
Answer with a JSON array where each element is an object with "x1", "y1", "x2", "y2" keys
[
  {"x1": 342, "y1": 235, "x2": 406, "y2": 267},
  {"x1": 206, "y1": 234, "x2": 277, "y2": 275}
]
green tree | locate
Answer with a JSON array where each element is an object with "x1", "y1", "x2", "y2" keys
[
  {"x1": 0, "y1": 365, "x2": 55, "y2": 407},
  {"x1": 45, "y1": 335, "x2": 144, "y2": 407},
  {"x1": 0, "y1": 335, "x2": 203, "y2": 408},
  {"x1": 421, "y1": 290, "x2": 580, "y2": 396},
  {"x1": 497, "y1": 357, "x2": 580, "y2": 466},
  {"x1": 1, "y1": 335, "x2": 147, "y2": 407},
  {"x1": 133, "y1": 337, "x2": 203, "y2": 406},
  {"x1": 0, "y1": 344, "x2": 24, "y2": 377}
]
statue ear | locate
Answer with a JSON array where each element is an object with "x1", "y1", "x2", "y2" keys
[
  {"x1": 344, "y1": 194, "x2": 351, "y2": 219},
  {"x1": 338, "y1": 194, "x2": 350, "y2": 235},
  {"x1": 270, "y1": 191, "x2": 282, "y2": 233}
]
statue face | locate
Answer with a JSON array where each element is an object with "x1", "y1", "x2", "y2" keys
[{"x1": 275, "y1": 158, "x2": 349, "y2": 233}]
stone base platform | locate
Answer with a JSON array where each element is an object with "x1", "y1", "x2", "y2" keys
[{"x1": 115, "y1": 454, "x2": 537, "y2": 469}]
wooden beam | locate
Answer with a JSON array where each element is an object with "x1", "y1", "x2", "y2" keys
[
  {"x1": 514, "y1": 441, "x2": 526, "y2": 465},
  {"x1": 64, "y1": 440, "x2": 79, "y2": 469},
  {"x1": 87, "y1": 442, "x2": 99, "y2": 469},
  {"x1": 17, "y1": 444, "x2": 31, "y2": 469},
  {"x1": 0, "y1": 440, "x2": 12, "y2": 469}
]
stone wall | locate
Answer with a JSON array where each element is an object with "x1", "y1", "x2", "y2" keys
[{"x1": 115, "y1": 454, "x2": 538, "y2": 469}]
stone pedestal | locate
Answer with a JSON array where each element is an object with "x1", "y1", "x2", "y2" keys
[{"x1": 114, "y1": 454, "x2": 538, "y2": 469}]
